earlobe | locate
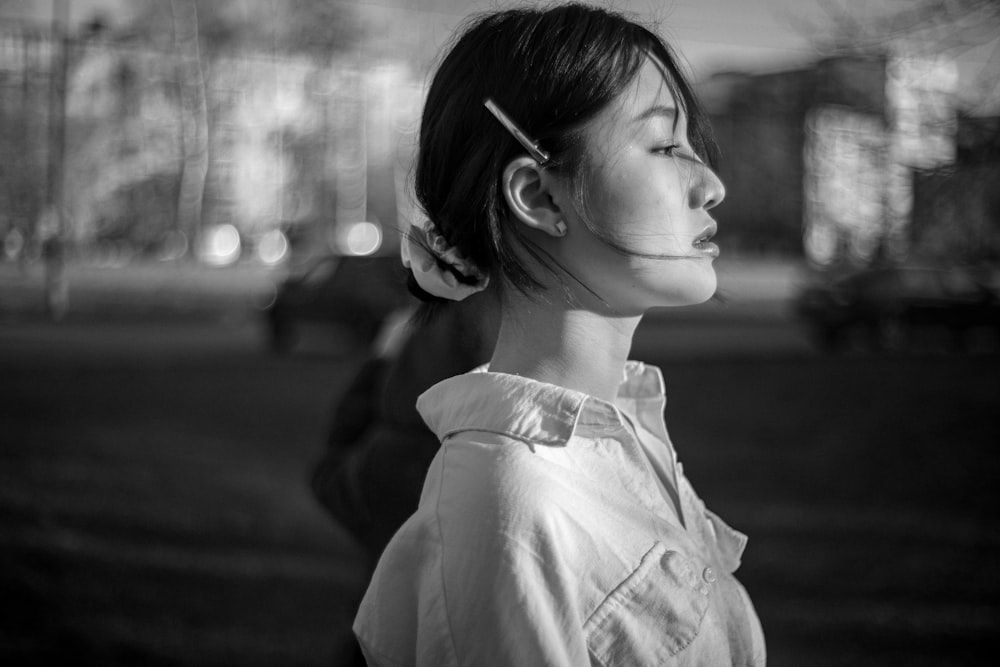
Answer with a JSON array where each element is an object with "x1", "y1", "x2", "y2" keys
[{"x1": 502, "y1": 157, "x2": 566, "y2": 238}]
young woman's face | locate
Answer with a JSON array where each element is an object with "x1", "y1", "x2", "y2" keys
[{"x1": 551, "y1": 55, "x2": 726, "y2": 314}]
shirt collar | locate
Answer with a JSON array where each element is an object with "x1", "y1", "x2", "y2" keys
[{"x1": 416, "y1": 361, "x2": 667, "y2": 447}]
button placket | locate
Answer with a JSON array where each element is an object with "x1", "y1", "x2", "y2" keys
[{"x1": 695, "y1": 566, "x2": 716, "y2": 597}]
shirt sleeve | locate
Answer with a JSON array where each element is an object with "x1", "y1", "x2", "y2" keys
[
  {"x1": 441, "y1": 523, "x2": 592, "y2": 667},
  {"x1": 431, "y1": 439, "x2": 595, "y2": 667},
  {"x1": 356, "y1": 441, "x2": 597, "y2": 667},
  {"x1": 354, "y1": 509, "x2": 592, "y2": 667}
]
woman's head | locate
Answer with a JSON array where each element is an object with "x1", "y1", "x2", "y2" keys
[{"x1": 412, "y1": 2, "x2": 723, "y2": 311}]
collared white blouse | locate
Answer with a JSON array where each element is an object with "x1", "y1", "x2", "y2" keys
[{"x1": 354, "y1": 362, "x2": 766, "y2": 666}]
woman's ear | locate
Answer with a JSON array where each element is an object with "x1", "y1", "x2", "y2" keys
[{"x1": 501, "y1": 157, "x2": 567, "y2": 237}]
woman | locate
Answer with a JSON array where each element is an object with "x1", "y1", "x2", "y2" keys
[{"x1": 354, "y1": 4, "x2": 766, "y2": 665}]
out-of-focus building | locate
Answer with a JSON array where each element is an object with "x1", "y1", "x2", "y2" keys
[
  {"x1": 700, "y1": 49, "x2": 997, "y2": 266},
  {"x1": 911, "y1": 113, "x2": 1000, "y2": 263},
  {"x1": 0, "y1": 19, "x2": 424, "y2": 265}
]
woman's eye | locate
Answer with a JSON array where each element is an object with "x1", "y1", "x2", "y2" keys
[
  {"x1": 658, "y1": 145, "x2": 706, "y2": 167},
  {"x1": 654, "y1": 144, "x2": 680, "y2": 156}
]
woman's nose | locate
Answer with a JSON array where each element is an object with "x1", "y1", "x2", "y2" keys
[{"x1": 690, "y1": 165, "x2": 726, "y2": 211}]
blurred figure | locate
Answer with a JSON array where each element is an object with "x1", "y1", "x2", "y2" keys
[
  {"x1": 310, "y1": 292, "x2": 497, "y2": 566},
  {"x1": 309, "y1": 291, "x2": 496, "y2": 665}
]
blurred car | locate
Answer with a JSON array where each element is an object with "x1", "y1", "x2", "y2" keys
[
  {"x1": 264, "y1": 253, "x2": 413, "y2": 352},
  {"x1": 793, "y1": 265, "x2": 1000, "y2": 353}
]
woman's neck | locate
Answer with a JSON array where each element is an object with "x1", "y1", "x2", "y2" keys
[{"x1": 488, "y1": 297, "x2": 641, "y2": 403}]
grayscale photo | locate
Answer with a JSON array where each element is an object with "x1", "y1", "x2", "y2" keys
[{"x1": 1, "y1": 0, "x2": 997, "y2": 665}]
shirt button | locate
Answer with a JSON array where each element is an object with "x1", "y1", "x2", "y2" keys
[{"x1": 702, "y1": 567, "x2": 717, "y2": 584}]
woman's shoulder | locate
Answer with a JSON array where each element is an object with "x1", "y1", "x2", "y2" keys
[
  {"x1": 430, "y1": 432, "x2": 578, "y2": 529},
  {"x1": 426, "y1": 433, "x2": 673, "y2": 570},
  {"x1": 355, "y1": 437, "x2": 576, "y2": 659},
  {"x1": 370, "y1": 432, "x2": 570, "y2": 549}
]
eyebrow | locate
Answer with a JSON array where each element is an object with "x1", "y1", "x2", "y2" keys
[{"x1": 633, "y1": 104, "x2": 679, "y2": 131}]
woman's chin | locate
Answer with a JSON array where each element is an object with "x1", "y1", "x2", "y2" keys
[{"x1": 668, "y1": 269, "x2": 717, "y2": 307}]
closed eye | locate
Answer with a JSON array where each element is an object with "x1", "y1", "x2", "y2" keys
[
  {"x1": 657, "y1": 144, "x2": 706, "y2": 167},
  {"x1": 653, "y1": 144, "x2": 680, "y2": 157}
]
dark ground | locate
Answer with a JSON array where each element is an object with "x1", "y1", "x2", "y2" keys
[{"x1": 1, "y1": 261, "x2": 998, "y2": 665}]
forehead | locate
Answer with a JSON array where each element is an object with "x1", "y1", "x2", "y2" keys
[{"x1": 623, "y1": 56, "x2": 682, "y2": 117}]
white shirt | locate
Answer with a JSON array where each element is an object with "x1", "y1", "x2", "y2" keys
[{"x1": 354, "y1": 361, "x2": 766, "y2": 666}]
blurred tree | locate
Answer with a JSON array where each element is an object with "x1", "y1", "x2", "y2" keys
[
  {"x1": 1, "y1": 0, "x2": 366, "y2": 261},
  {"x1": 166, "y1": 0, "x2": 209, "y2": 256},
  {"x1": 0, "y1": 19, "x2": 49, "y2": 261},
  {"x1": 86, "y1": 0, "x2": 363, "y2": 258},
  {"x1": 802, "y1": 0, "x2": 999, "y2": 112},
  {"x1": 127, "y1": 0, "x2": 361, "y2": 59}
]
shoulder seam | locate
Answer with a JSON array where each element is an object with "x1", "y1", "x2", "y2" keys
[{"x1": 442, "y1": 427, "x2": 548, "y2": 452}]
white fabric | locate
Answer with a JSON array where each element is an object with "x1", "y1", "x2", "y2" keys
[
  {"x1": 354, "y1": 361, "x2": 766, "y2": 666},
  {"x1": 401, "y1": 219, "x2": 488, "y2": 301}
]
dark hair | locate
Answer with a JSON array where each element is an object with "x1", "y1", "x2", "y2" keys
[{"x1": 411, "y1": 2, "x2": 718, "y2": 304}]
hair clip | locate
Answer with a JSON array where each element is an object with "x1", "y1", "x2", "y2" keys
[{"x1": 484, "y1": 98, "x2": 550, "y2": 165}]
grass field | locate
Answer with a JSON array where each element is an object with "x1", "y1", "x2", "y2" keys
[{"x1": 0, "y1": 318, "x2": 997, "y2": 665}]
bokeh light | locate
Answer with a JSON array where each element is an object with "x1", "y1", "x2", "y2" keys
[
  {"x1": 336, "y1": 221, "x2": 382, "y2": 256},
  {"x1": 256, "y1": 229, "x2": 289, "y2": 265},
  {"x1": 198, "y1": 224, "x2": 241, "y2": 266}
]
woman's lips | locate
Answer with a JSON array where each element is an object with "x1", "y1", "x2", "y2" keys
[
  {"x1": 691, "y1": 240, "x2": 719, "y2": 257},
  {"x1": 691, "y1": 220, "x2": 719, "y2": 257}
]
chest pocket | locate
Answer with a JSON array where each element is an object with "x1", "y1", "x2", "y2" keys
[{"x1": 584, "y1": 542, "x2": 710, "y2": 667}]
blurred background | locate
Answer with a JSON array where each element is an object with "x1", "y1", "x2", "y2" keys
[{"x1": 0, "y1": 0, "x2": 997, "y2": 665}]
